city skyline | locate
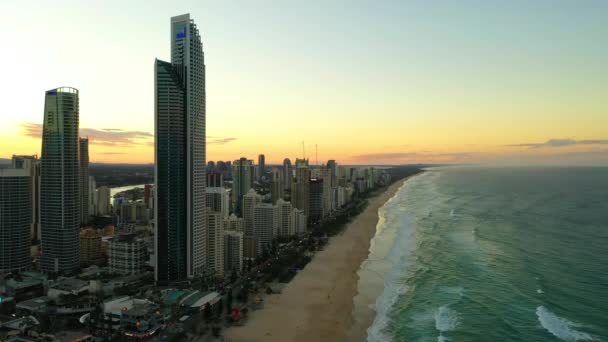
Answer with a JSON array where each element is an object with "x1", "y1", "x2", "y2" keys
[{"x1": 1, "y1": 1, "x2": 607, "y2": 166}]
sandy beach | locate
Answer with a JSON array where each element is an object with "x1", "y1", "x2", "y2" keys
[{"x1": 224, "y1": 178, "x2": 408, "y2": 342}]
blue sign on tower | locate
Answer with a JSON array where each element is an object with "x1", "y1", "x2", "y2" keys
[{"x1": 176, "y1": 26, "x2": 186, "y2": 39}]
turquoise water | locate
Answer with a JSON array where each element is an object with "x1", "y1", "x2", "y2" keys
[{"x1": 367, "y1": 167, "x2": 608, "y2": 341}]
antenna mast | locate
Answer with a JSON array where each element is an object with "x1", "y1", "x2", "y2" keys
[{"x1": 315, "y1": 144, "x2": 318, "y2": 167}]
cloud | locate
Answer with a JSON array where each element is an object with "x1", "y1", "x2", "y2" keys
[
  {"x1": 21, "y1": 123, "x2": 152, "y2": 146},
  {"x1": 21, "y1": 123, "x2": 42, "y2": 138},
  {"x1": 208, "y1": 137, "x2": 237, "y2": 145},
  {"x1": 506, "y1": 139, "x2": 608, "y2": 149},
  {"x1": 351, "y1": 151, "x2": 473, "y2": 163},
  {"x1": 99, "y1": 152, "x2": 127, "y2": 155}
]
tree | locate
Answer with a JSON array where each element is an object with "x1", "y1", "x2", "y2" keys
[{"x1": 216, "y1": 299, "x2": 223, "y2": 317}]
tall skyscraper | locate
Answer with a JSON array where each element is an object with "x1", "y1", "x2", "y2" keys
[
  {"x1": 79, "y1": 137, "x2": 90, "y2": 224},
  {"x1": 257, "y1": 154, "x2": 265, "y2": 181},
  {"x1": 96, "y1": 186, "x2": 111, "y2": 215},
  {"x1": 206, "y1": 210, "x2": 224, "y2": 278},
  {"x1": 283, "y1": 158, "x2": 292, "y2": 190},
  {"x1": 327, "y1": 159, "x2": 337, "y2": 188},
  {"x1": 231, "y1": 158, "x2": 254, "y2": 214},
  {"x1": 224, "y1": 230, "x2": 243, "y2": 274},
  {"x1": 253, "y1": 203, "x2": 277, "y2": 255},
  {"x1": 292, "y1": 158, "x2": 310, "y2": 218},
  {"x1": 320, "y1": 166, "x2": 332, "y2": 217},
  {"x1": 155, "y1": 13, "x2": 206, "y2": 284},
  {"x1": 270, "y1": 167, "x2": 283, "y2": 204},
  {"x1": 12, "y1": 155, "x2": 41, "y2": 242},
  {"x1": 276, "y1": 199, "x2": 294, "y2": 237},
  {"x1": 242, "y1": 189, "x2": 262, "y2": 236},
  {"x1": 40, "y1": 87, "x2": 80, "y2": 275},
  {"x1": 309, "y1": 178, "x2": 324, "y2": 225},
  {"x1": 0, "y1": 168, "x2": 32, "y2": 273},
  {"x1": 205, "y1": 187, "x2": 230, "y2": 218}
]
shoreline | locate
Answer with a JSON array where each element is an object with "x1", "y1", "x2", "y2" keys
[{"x1": 224, "y1": 177, "x2": 413, "y2": 342}]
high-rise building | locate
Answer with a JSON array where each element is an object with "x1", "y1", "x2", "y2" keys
[
  {"x1": 257, "y1": 154, "x2": 265, "y2": 181},
  {"x1": 223, "y1": 213, "x2": 244, "y2": 233},
  {"x1": 270, "y1": 167, "x2": 283, "y2": 204},
  {"x1": 108, "y1": 233, "x2": 148, "y2": 275},
  {"x1": 224, "y1": 230, "x2": 243, "y2": 274},
  {"x1": 242, "y1": 189, "x2": 262, "y2": 236},
  {"x1": 292, "y1": 159, "x2": 310, "y2": 218},
  {"x1": 0, "y1": 168, "x2": 32, "y2": 273},
  {"x1": 89, "y1": 176, "x2": 97, "y2": 216},
  {"x1": 155, "y1": 13, "x2": 206, "y2": 284},
  {"x1": 96, "y1": 186, "x2": 111, "y2": 215},
  {"x1": 231, "y1": 158, "x2": 254, "y2": 214},
  {"x1": 276, "y1": 199, "x2": 294, "y2": 237},
  {"x1": 292, "y1": 208, "x2": 307, "y2": 236},
  {"x1": 253, "y1": 203, "x2": 277, "y2": 255},
  {"x1": 327, "y1": 160, "x2": 337, "y2": 188},
  {"x1": 207, "y1": 171, "x2": 223, "y2": 187},
  {"x1": 79, "y1": 137, "x2": 90, "y2": 224},
  {"x1": 309, "y1": 178, "x2": 324, "y2": 225},
  {"x1": 40, "y1": 87, "x2": 81, "y2": 275},
  {"x1": 79, "y1": 227, "x2": 102, "y2": 265},
  {"x1": 12, "y1": 155, "x2": 41, "y2": 242},
  {"x1": 144, "y1": 184, "x2": 153, "y2": 208},
  {"x1": 206, "y1": 210, "x2": 224, "y2": 278},
  {"x1": 283, "y1": 158, "x2": 292, "y2": 190},
  {"x1": 320, "y1": 167, "x2": 332, "y2": 217},
  {"x1": 206, "y1": 187, "x2": 230, "y2": 218}
]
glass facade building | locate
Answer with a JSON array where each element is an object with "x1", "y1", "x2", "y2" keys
[
  {"x1": 0, "y1": 169, "x2": 32, "y2": 273},
  {"x1": 155, "y1": 14, "x2": 206, "y2": 284},
  {"x1": 40, "y1": 87, "x2": 81, "y2": 275}
]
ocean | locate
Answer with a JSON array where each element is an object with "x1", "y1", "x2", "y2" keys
[{"x1": 362, "y1": 167, "x2": 608, "y2": 341}]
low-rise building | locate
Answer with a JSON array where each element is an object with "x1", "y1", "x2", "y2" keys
[{"x1": 108, "y1": 233, "x2": 147, "y2": 275}]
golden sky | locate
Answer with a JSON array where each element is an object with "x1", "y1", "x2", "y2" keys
[{"x1": 1, "y1": 1, "x2": 607, "y2": 165}]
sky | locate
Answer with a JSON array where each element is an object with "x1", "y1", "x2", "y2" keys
[{"x1": 0, "y1": 0, "x2": 607, "y2": 165}]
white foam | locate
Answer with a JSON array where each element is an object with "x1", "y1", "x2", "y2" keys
[
  {"x1": 536, "y1": 306, "x2": 593, "y2": 341},
  {"x1": 537, "y1": 288, "x2": 544, "y2": 294},
  {"x1": 434, "y1": 305, "x2": 461, "y2": 332}
]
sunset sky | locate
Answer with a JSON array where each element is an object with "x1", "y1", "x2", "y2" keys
[{"x1": 1, "y1": 1, "x2": 607, "y2": 165}]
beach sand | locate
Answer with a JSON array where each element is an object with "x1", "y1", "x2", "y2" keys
[{"x1": 224, "y1": 179, "x2": 407, "y2": 342}]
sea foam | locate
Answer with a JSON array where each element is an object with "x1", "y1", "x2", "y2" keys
[
  {"x1": 536, "y1": 306, "x2": 593, "y2": 341},
  {"x1": 434, "y1": 305, "x2": 461, "y2": 332}
]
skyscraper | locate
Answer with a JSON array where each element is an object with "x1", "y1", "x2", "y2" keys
[
  {"x1": 270, "y1": 167, "x2": 283, "y2": 204},
  {"x1": 231, "y1": 158, "x2": 254, "y2": 214},
  {"x1": 155, "y1": 13, "x2": 206, "y2": 284},
  {"x1": 276, "y1": 199, "x2": 294, "y2": 237},
  {"x1": 292, "y1": 158, "x2": 310, "y2": 218},
  {"x1": 257, "y1": 154, "x2": 265, "y2": 181},
  {"x1": 206, "y1": 210, "x2": 224, "y2": 278},
  {"x1": 40, "y1": 87, "x2": 80, "y2": 275},
  {"x1": 205, "y1": 187, "x2": 230, "y2": 218},
  {"x1": 327, "y1": 159, "x2": 337, "y2": 188},
  {"x1": 253, "y1": 203, "x2": 277, "y2": 255},
  {"x1": 283, "y1": 158, "x2": 292, "y2": 190},
  {"x1": 12, "y1": 155, "x2": 41, "y2": 242},
  {"x1": 79, "y1": 137, "x2": 90, "y2": 224},
  {"x1": 309, "y1": 178, "x2": 324, "y2": 225},
  {"x1": 0, "y1": 168, "x2": 32, "y2": 273}
]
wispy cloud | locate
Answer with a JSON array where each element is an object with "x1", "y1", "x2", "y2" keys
[
  {"x1": 506, "y1": 139, "x2": 608, "y2": 149},
  {"x1": 22, "y1": 122, "x2": 237, "y2": 147},
  {"x1": 21, "y1": 123, "x2": 152, "y2": 146},
  {"x1": 208, "y1": 137, "x2": 237, "y2": 145},
  {"x1": 351, "y1": 151, "x2": 473, "y2": 163}
]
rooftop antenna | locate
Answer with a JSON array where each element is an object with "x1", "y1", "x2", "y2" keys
[
  {"x1": 315, "y1": 144, "x2": 318, "y2": 167},
  {"x1": 302, "y1": 141, "x2": 306, "y2": 160}
]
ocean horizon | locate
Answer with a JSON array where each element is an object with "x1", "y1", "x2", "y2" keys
[{"x1": 359, "y1": 166, "x2": 608, "y2": 341}]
